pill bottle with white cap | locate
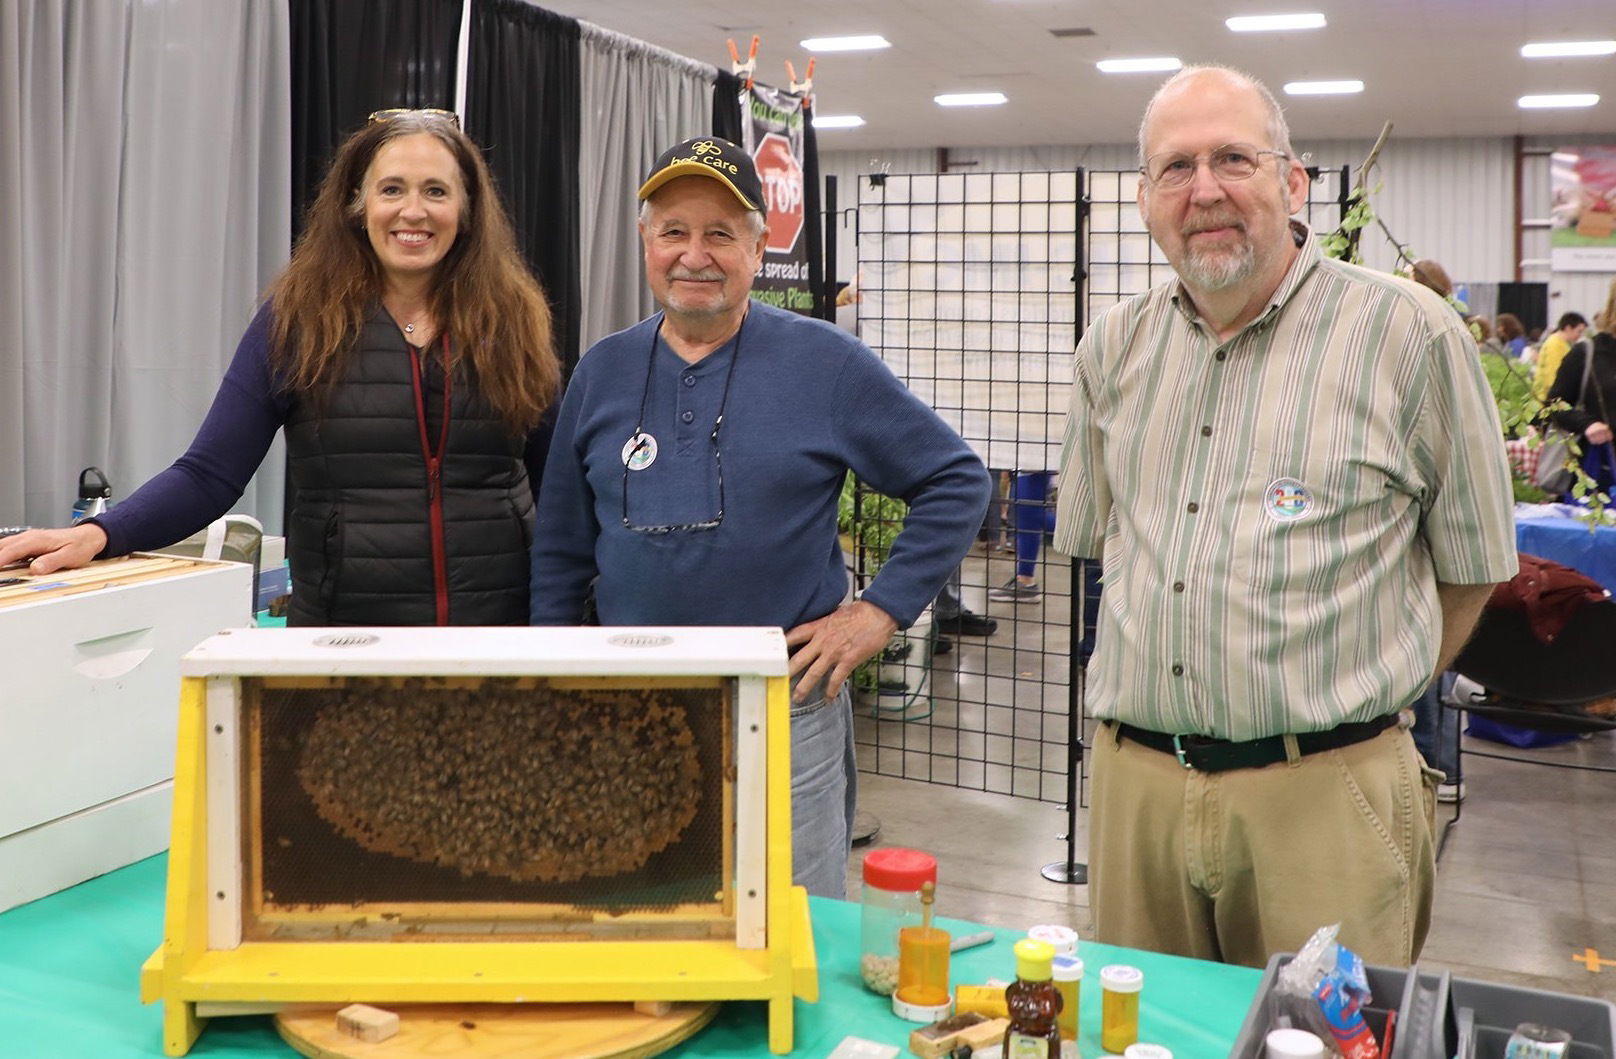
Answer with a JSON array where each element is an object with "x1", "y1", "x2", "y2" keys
[{"x1": 1265, "y1": 1027, "x2": 1326, "y2": 1059}]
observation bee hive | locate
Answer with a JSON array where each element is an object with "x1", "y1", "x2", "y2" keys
[{"x1": 140, "y1": 626, "x2": 816, "y2": 1055}]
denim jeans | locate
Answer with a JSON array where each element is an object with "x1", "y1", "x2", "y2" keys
[
  {"x1": 789, "y1": 678, "x2": 856, "y2": 899},
  {"x1": 1410, "y1": 672, "x2": 1459, "y2": 781}
]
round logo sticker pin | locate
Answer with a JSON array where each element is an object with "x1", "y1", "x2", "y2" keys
[
  {"x1": 1264, "y1": 477, "x2": 1312, "y2": 522},
  {"x1": 622, "y1": 432, "x2": 658, "y2": 471}
]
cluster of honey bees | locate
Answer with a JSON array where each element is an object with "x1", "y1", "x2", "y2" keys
[{"x1": 296, "y1": 684, "x2": 703, "y2": 883}]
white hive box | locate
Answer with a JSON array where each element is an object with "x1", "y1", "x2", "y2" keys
[{"x1": 0, "y1": 555, "x2": 253, "y2": 911}]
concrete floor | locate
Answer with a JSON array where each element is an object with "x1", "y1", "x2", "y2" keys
[{"x1": 847, "y1": 545, "x2": 1616, "y2": 1003}]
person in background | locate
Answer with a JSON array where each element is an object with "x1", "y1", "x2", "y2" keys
[
  {"x1": 1533, "y1": 312, "x2": 1590, "y2": 402},
  {"x1": 1407, "y1": 258, "x2": 1455, "y2": 302},
  {"x1": 1053, "y1": 65, "x2": 1516, "y2": 967},
  {"x1": 530, "y1": 136, "x2": 990, "y2": 898},
  {"x1": 1597, "y1": 278, "x2": 1616, "y2": 336},
  {"x1": 1468, "y1": 315, "x2": 1504, "y2": 356},
  {"x1": 988, "y1": 471, "x2": 1056, "y2": 603},
  {"x1": 1547, "y1": 331, "x2": 1616, "y2": 499},
  {"x1": 1496, "y1": 312, "x2": 1528, "y2": 358},
  {"x1": 0, "y1": 110, "x2": 560, "y2": 625}
]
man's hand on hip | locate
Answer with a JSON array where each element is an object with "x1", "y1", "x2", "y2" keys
[{"x1": 785, "y1": 600, "x2": 900, "y2": 704}]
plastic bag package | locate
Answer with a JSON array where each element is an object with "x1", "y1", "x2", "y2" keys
[{"x1": 1272, "y1": 924, "x2": 1382, "y2": 1059}]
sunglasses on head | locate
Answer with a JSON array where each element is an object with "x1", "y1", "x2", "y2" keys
[{"x1": 367, "y1": 108, "x2": 461, "y2": 129}]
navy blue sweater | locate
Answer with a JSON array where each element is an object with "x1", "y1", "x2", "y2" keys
[{"x1": 530, "y1": 302, "x2": 990, "y2": 630}]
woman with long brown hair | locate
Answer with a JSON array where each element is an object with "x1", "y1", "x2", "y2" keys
[{"x1": 0, "y1": 111, "x2": 560, "y2": 625}]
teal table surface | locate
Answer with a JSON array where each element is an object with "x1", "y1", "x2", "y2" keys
[{"x1": 0, "y1": 856, "x2": 1262, "y2": 1057}]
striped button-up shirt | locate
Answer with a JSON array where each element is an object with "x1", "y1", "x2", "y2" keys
[{"x1": 1054, "y1": 227, "x2": 1517, "y2": 741}]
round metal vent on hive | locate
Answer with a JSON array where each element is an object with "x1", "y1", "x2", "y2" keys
[
  {"x1": 311, "y1": 633, "x2": 380, "y2": 648},
  {"x1": 608, "y1": 633, "x2": 674, "y2": 648}
]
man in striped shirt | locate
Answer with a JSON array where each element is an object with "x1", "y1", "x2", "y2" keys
[{"x1": 1053, "y1": 65, "x2": 1516, "y2": 967}]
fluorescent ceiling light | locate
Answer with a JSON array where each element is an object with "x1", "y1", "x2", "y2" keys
[
  {"x1": 1226, "y1": 13, "x2": 1326, "y2": 32},
  {"x1": 1518, "y1": 93, "x2": 1599, "y2": 109},
  {"x1": 1521, "y1": 40, "x2": 1616, "y2": 58},
  {"x1": 799, "y1": 34, "x2": 890, "y2": 52},
  {"x1": 812, "y1": 114, "x2": 866, "y2": 129},
  {"x1": 1284, "y1": 80, "x2": 1364, "y2": 95},
  {"x1": 934, "y1": 92, "x2": 1008, "y2": 107},
  {"x1": 1096, "y1": 57, "x2": 1182, "y2": 74}
]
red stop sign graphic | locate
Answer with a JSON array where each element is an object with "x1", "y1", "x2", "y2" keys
[{"x1": 753, "y1": 132, "x2": 804, "y2": 254}]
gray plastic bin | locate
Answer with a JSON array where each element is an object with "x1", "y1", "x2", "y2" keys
[{"x1": 1232, "y1": 953, "x2": 1616, "y2": 1059}]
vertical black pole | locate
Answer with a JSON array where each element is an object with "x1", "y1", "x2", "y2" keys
[
  {"x1": 1043, "y1": 167, "x2": 1090, "y2": 886},
  {"x1": 823, "y1": 175, "x2": 839, "y2": 321}
]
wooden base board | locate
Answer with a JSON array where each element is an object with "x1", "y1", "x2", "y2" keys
[{"x1": 275, "y1": 1001, "x2": 720, "y2": 1059}]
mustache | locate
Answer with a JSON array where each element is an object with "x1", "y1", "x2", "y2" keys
[
  {"x1": 669, "y1": 267, "x2": 724, "y2": 281},
  {"x1": 1182, "y1": 213, "x2": 1244, "y2": 236}
]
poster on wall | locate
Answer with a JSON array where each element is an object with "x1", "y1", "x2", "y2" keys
[
  {"x1": 1550, "y1": 146, "x2": 1616, "y2": 272},
  {"x1": 740, "y1": 84, "x2": 813, "y2": 313}
]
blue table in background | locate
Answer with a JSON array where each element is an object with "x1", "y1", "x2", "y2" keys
[{"x1": 1514, "y1": 515, "x2": 1616, "y2": 593}]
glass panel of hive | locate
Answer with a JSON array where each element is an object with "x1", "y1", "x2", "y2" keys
[{"x1": 240, "y1": 675, "x2": 734, "y2": 942}]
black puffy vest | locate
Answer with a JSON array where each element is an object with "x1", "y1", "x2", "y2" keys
[{"x1": 282, "y1": 309, "x2": 532, "y2": 626}]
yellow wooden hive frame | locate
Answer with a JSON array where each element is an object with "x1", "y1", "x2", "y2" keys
[{"x1": 141, "y1": 641, "x2": 817, "y2": 1056}]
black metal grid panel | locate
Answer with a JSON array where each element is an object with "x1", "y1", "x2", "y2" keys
[
  {"x1": 854, "y1": 171, "x2": 1081, "y2": 803},
  {"x1": 850, "y1": 165, "x2": 1347, "y2": 808},
  {"x1": 1084, "y1": 165, "x2": 1349, "y2": 327}
]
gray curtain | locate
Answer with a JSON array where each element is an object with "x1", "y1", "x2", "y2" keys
[
  {"x1": 0, "y1": 0, "x2": 290, "y2": 533},
  {"x1": 576, "y1": 22, "x2": 712, "y2": 351}
]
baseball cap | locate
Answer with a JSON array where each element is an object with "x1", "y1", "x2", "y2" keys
[{"x1": 638, "y1": 136, "x2": 763, "y2": 211}]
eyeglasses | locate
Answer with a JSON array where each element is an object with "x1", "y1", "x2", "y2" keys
[
  {"x1": 620, "y1": 315, "x2": 744, "y2": 534},
  {"x1": 1142, "y1": 143, "x2": 1289, "y2": 188},
  {"x1": 368, "y1": 107, "x2": 461, "y2": 129}
]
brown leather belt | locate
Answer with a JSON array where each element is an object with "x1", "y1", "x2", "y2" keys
[{"x1": 1113, "y1": 713, "x2": 1399, "y2": 773}]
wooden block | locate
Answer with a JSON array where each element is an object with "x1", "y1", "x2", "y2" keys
[
  {"x1": 908, "y1": 1011, "x2": 989, "y2": 1058},
  {"x1": 335, "y1": 1003, "x2": 400, "y2": 1043},
  {"x1": 952, "y1": 1017, "x2": 1009, "y2": 1052},
  {"x1": 633, "y1": 1000, "x2": 674, "y2": 1017}
]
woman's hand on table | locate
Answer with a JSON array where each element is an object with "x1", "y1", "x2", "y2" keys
[{"x1": 0, "y1": 524, "x2": 108, "y2": 576}]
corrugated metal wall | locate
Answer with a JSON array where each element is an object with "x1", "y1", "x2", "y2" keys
[{"x1": 823, "y1": 134, "x2": 1616, "y2": 324}]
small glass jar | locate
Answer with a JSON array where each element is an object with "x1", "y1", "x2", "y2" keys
[
  {"x1": 858, "y1": 847, "x2": 937, "y2": 994},
  {"x1": 1100, "y1": 963, "x2": 1144, "y2": 1053}
]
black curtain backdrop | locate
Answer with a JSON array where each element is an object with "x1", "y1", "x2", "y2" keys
[
  {"x1": 288, "y1": 0, "x2": 463, "y2": 239},
  {"x1": 467, "y1": 0, "x2": 582, "y2": 377},
  {"x1": 711, "y1": 71, "x2": 744, "y2": 143},
  {"x1": 802, "y1": 104, "x2": 825, "y2": 320},
  {"x1": 1497, "y1": 281, "x2": 1550, "y2": 336}
]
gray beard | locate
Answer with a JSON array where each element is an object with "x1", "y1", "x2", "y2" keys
[{"x1": 1179, "y1": 240, "x2": 1255, "y2": 291}]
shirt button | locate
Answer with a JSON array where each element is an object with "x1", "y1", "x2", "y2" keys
[
  {"x1": 683, "y1": 375, "x2": 696, "y2": 387},
  {"x1": 1172, "y1": 664, "x2": 1184, "y2": 676},
  {"x1": 681, "y1": 410, "x2": 695, "y2": 423},
  {"x1": 1201, "y1": 425, "x2": 1213, "y2": 437},
  {"x1": 1215, "y1": 350, "x2": 1227, "y2": 362},
  {"x1": 1173, "y1": 581, "x2": 1185, "y2": 593},
  {"x1": 1187, "y1": 502, "x2": 1199, "y2": 514}
]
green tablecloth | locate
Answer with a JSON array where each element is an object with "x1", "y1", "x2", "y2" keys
[{"x1": 0, "y1": 855, "x2": 1262, "y2": 1057}]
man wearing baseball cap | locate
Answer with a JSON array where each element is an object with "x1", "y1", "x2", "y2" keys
[{"x1": 531, "y1": 136, "x2": 989, "y2": 897}]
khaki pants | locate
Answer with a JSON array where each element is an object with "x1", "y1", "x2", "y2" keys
[{"x1": 1088, "y1": 719, "x2": 1441, "y2": 968}]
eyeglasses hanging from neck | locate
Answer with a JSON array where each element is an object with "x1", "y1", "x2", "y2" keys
[{"x1": 620, "y1": 314, "x2": 745, "y2": 534}]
